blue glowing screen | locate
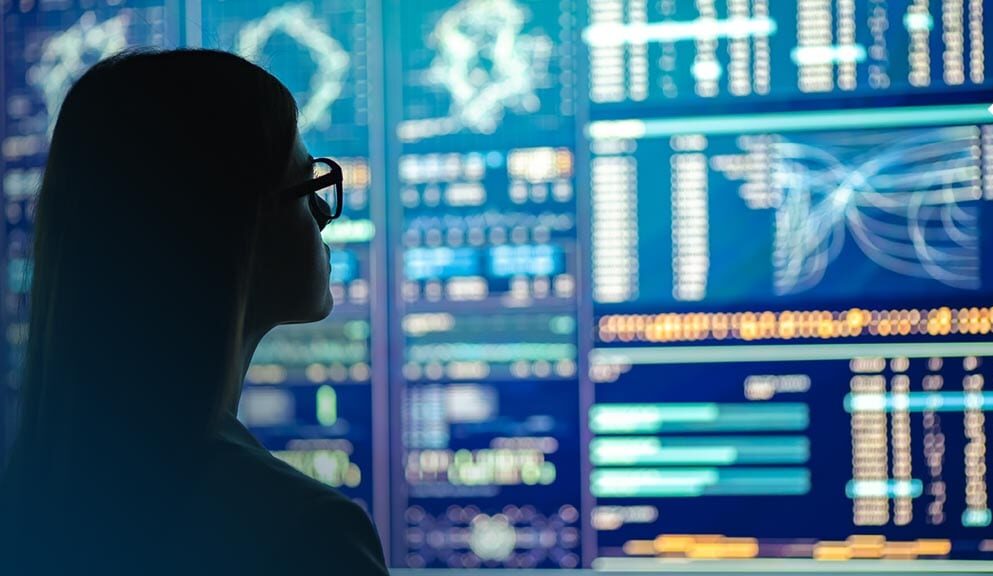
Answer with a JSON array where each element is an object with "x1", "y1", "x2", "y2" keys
[{"x1": 3, "y1": 0, "x2": 993, "y2": 572}]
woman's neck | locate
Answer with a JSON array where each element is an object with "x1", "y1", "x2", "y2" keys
[{"x1": 232, "y1": 325, "x2": 268, "y2": 414}]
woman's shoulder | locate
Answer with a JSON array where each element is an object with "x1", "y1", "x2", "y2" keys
[
  {"x1": 203, "y1": 416, "x2": 389, "y2": 574},
  {"x1": 208, "y1": 414, "x2": 357, "y2": 512}
]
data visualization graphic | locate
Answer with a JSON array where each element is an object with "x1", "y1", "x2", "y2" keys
[
  {"x1": 584, "y1": 0, "x2": 992, "y2": 114},
  {"x1": 589, "y1": 106, "x2": 993, "y2": 309},
  {"x1": 391, "y1": 146, "x2": 582, "y2": 568},
  {"x1": 589, "y1": 347, "x2": 993, "y2": 567},
  {"x1": 5, "y1": 0, "x2": 993, "y2": 572},
  {"x1": 585, "y1": 58, "x2": 993, "y2": 566},
  {"x1": 201, "y1": 0, "x2": 383, "y2": 512},
  {"x1": 411, "y1": 0, "x2": 552, "y2": 137},
  {"x1": 395, "y1": 0, "x2": 575, "y2": 146},
  {"x1": 387, "y1": 0, "x2": 582, "y2": 567},
  {"x1": 769, "y1": 127, "x2": 983, "y2": 295}
]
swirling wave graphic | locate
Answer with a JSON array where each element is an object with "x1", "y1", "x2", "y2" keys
[{"x1": 770, "y1": 127, "x2": 982, "y2": 295}]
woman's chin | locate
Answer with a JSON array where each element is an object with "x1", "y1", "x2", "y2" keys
[
  {"x1": 282, "y1": 292, "x2": 333, "y2": 326},
  {"x1": 308, "y1": 290, "x2": 334, "y2": 322},
  {"x1": 320, "y1": 290, "x2": 334, "y2": 318}
]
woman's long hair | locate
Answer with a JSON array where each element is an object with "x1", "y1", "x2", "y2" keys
[{"x1": 0, "y1": 50, "x2": 298, "y2": 563}]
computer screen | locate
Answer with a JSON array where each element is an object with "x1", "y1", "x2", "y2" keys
[
  {"x1": 582, "y1": 1, "x2": 993, "y2": 570},
  {"x1": 2, "y1": 0, "x2": 993, "y2": 573},
  {"x1": 586, "y1": 109, "x2": 993, "y2": 570},
  {"x1": 585, "y1": 0, "x2": 991, "y2": 114},
  {"x1": 385, "y1": 0, "x2": 582, "y2": 568}
]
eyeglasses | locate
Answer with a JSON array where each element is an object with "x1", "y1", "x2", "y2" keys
[{"x1": 281, "y1": 157, "x2": 343, "y2": 229}]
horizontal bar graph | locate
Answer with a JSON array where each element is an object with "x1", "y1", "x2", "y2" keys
[
  {"x1": 846, "y1": 479, "x2": 924, "y2": 499},
  {"x1": 590, "y1": 436, "x2": 810, "y2": 466},
  {"x1": 845, "y1": 391, "x2": 993, "y2": 413},
  {"x1": 587, "y1": 104, "x2": 993, "y2": 140},
  {"x1": 590, "y1": 558, "x2": 993, "y2": 573},
  {"x1": 963, "y1": 509, "x2": 993, "y2": 527},
  {"x1": 590, "y1": 403, "x2": 809, "y2": 434},
  {"x1": 590, "y1": 341, "x2": 993, "y2": 366},
  {"x1": 407, "y1": 342, "x2": 576, "y2": 362},
  {"x1": 591, "y1": 467, "x2": 811, "y2": 498}
]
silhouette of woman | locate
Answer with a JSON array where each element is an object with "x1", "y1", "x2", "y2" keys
[{"x1": 0, "y1": 49, "x2": 388, "y2": 575}]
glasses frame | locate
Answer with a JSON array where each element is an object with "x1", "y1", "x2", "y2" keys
[{"x1": 281, "y1": 157, "x2": 344, "y2": 225}]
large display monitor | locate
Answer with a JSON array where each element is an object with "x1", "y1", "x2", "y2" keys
[
  {"x1": 384, "y1": 0, "x2": 583, "y2": 568},
  {"x1": 3, "y1": 0, "x2": 992, "y2": 573}
]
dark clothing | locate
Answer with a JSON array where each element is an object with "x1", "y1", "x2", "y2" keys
[
  {"x1": 199, "y1": 414, "x2": 390, "y2": 575},
  {"x1": 0, "y1": 415, "x2": 389, "y2": 575}
]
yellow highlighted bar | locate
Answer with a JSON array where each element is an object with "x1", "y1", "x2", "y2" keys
[
  {"x1": 883, "y1": 541, "x2": 921, "y2": 559},
  {"x1": 598, "y1": 306, "x2": 993, "y2": 344},
  {"x1": 642, "y1": 534, "x2": 760, "y2": 559},
  {"x1": 626, "y1": 534, "x2": 953, "y2": 561},
  {"x1": 622, "y1": 540, "x2": 656, "y2": 556},
  {"x1": 917, "y1": 539, "x2": 953, "y2": 556},
  {"x1": 688, "y1": 539, "x2": 759, "y2": 559},
  {"x1": 847, "y1": 535, "x2": 885, "y2": 558},
  {"x1": 814, "y1": 542, "x2": 852, "y2": 561},
  {"x1": 654, "y1": 534, "x2": 698, "y2": 554}
]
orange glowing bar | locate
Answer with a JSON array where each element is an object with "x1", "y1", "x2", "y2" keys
[
  {"x1": 688, "y1": 538, "x2": 760, "y2": 559},
  {"x1": 915, "y1": 539, "x2": 952, "y2": 556},
  {"x1": 622, "y1": 540, "x2": 657, "y2": 556},
  {"x1": 847, "y1": 535, "x2": 885, "y2": 558},
  {"x1": 597, "y1": 306, "x2": 993, "y2": 344},
  {"x1": 813, "y1": 542, "x2": 852, "y2": 561},
  {"x1": 653, "y1": 534, "x2": 697, "y2": 554},
  {"x1": 882, "y1": 541, "x2": 919, "y2": 559}
]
